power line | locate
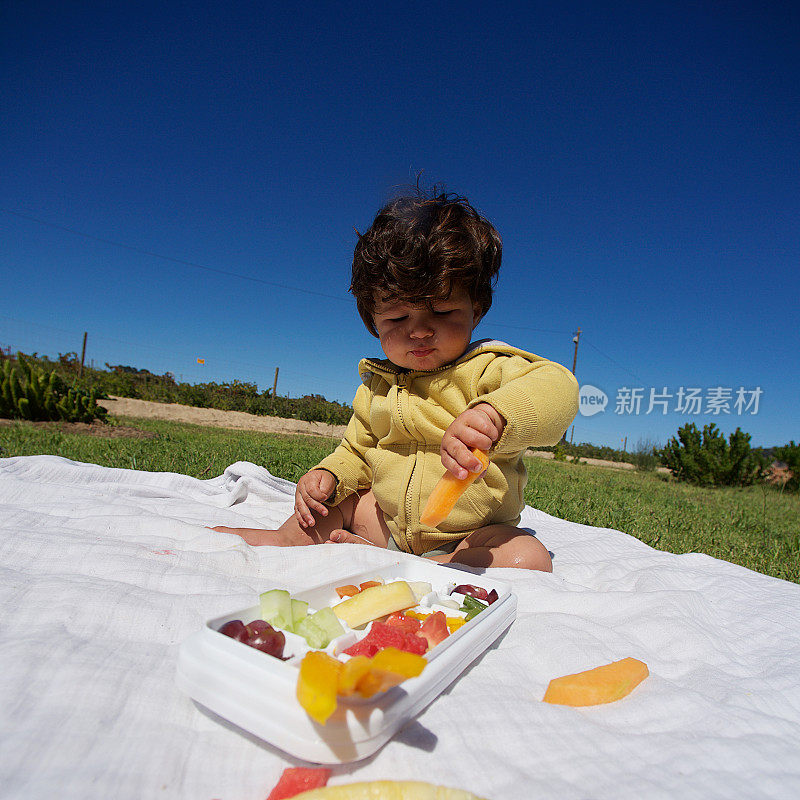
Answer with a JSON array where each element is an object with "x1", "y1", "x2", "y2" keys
[
  {"x1": 0, "y1": 313, "x2": 358, "y2": 393},
  {"x1": 2, "y1": 208, "x2": 649, "y2": 387},
  {"x1": 481, "y1": 320, "x2": 572, "y2": 335},
  {"x1": 584, "y1": 340, "x2": 645, "y2": 383},
  {"x1": 1, "y1": 207, "x2": 351, "y2": 304}
]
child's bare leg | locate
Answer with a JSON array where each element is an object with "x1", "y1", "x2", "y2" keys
[
  {"x1": 210, "y1": 489, "x2": 391, "y2": 548},
  {"x1": 428, "y1": 524, "x2": 553, "y2": 571},
  {"x1": 328, "y1": 489, "x2": 392, "y2": 548},
  {"x1": 210, "y1": 493, "x2": 356, "y2": 547}
]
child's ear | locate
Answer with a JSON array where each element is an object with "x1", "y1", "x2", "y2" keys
[{"x1": 472, "y1": 302, "x2": 484, "y2": 326}]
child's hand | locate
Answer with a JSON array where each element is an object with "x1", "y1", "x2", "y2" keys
[
  {"x1": 441, "y1": 403, "x2": 505, "y2": 479},
  {"x1": 295, "y1": 469, "x2": 337, "y2": 528}
]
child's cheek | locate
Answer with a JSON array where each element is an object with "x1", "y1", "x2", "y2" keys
[{"x1": 380, "y1": 327, "x2": 405, "y2": 351}]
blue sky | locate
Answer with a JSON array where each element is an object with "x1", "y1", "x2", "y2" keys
[{"x1": 2, "y1": 0, "x2": 798, "y2": 450}]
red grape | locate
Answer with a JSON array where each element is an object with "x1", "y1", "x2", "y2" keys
[
  {"x1": 452, "y1": 584, "x2": 490, "y2": 602},
  {"x1": 245, "y1": 623, "x2": 287, "y2": 659},
  {"x1": 218, "y1": 619, "x2": 288, "y2": 660},
  {"x1": 219, "y1": 619, "x2": 248, "y2": 641}
]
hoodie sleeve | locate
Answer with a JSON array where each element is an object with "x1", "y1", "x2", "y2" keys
[
  {"x1": 466, "y1": 354, "x2": 579, "y2": 453},
  {"x1": 313, "y1": 381, "x2": 378, "y2": 505}
]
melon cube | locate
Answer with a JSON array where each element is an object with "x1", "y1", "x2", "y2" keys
[{"x1": 260, "y1": 589, "x2": 292, "y2": 630}]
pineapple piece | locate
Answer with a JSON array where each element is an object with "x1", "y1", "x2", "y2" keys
[
  {"x1": 333, "y1": 581, "x2": 417, "y2": 629},
  {"x1": 292, "y1": 781, "x2": 486, "y2": 799}
]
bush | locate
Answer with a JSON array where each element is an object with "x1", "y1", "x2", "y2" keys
[
  {"x1": 770, "y1": 441, "x2": 799, "y2": 492},
  {"x1": 538, "y1": 441, "x2": 629, "y2": 463},
  {"x1": 631, "y1": 437, "x2": 659, "y2": 472},
  {"x1": 659, "y1": 422, "x2": 765, "y2": 487},
  {"x1": 0, "y1": 353, "x2": 107, "y2": 423},
  {"x1": 15, "y1": 351, "x2": 353, "y2": 426}
]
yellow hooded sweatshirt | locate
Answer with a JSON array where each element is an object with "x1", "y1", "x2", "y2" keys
[{"x1": 314, "y1": 339, "x2": 579, "y2": 555}]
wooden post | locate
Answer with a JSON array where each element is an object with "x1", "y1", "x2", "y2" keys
[
  {"x1": 272, "y1": 367, "x2": 279, "y2": 397},
  {"x1": 571, "y1": 327, "x2": 581, "y2": 375},
  {"x1": 79, "y1": 331, "x2": 87, "y2": 378},
  {"x1": 562, "y1": 328, "x2": 581, "y2": 445}
]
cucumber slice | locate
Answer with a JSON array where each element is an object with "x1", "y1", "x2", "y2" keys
[
  {"x1": 259, "y1": 589, "x2": 292, "y2": 630},
  {"x1": 310, "y1": 606, "x2": 345, "y2": 643},
  {"x1": 291, "y1": 599, "x2": 309, "y2": 632},
  {"x1": 295, "y1": 617, "x2": 328, "y2": 649}
]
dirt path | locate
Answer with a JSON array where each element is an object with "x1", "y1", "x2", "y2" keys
[
  {"x1": 99, "y1": 396, "x2": 662, "y2": 472},
  {"x1": 99, "y1": 396, "x2": 347, "y2": 439}
]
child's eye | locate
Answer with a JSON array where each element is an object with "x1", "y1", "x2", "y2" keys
[
  {"x1": 433, "y1": 310, "x2": 453, "y2": 316},
  {"x1": 388, "y1": 315, "x2": 408, "y2": 323}
]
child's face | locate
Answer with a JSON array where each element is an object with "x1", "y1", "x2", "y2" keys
[{"x1": 372, "y1": 286, "x2": 482, "y2": 370}]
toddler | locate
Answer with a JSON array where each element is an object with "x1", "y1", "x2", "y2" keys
[{"x1": 214, "y1": 189, "x2": 579, "y2": 570}]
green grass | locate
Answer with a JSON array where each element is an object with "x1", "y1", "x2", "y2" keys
[
  {"x1": 524, "y1": 458, "x2": 799, "y2": 583},
  {"x1": 0, "y1": 418, "x2": 338, "y2": 483},
  {"x1": 2, "y1": 417, "x2": 798, "y2": 584}
]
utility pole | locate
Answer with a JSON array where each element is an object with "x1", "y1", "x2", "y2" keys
[
  {"x1": 79, "y1": 331, "x2": 87, "y2": 378},
  {"x1": 272, "y1": 367, "x2": 279, "y2": 397},
  {"x1": 565, "y1": 327, "x2": 581, "y2": 446},
  {"x1": 571, "y1": 327, "x2": 581, "y2": 375}
]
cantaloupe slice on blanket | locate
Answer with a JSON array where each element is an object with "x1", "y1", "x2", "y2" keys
[
  {"x1": 542, "y1": 657, "x2": 649, "y2": 706},
  {"x1": 291, "y1": 781, "x2": 486, "y2": 800},
  {"x1": 420, "y1": 448, "x2": 490, "y2": 527}
]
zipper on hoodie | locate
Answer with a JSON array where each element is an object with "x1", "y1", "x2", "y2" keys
[{"x1": 395, "y1": 373, "x2": 416, "y2": 551}]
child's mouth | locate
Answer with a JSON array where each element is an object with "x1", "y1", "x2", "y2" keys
[{"x1": 410, "y1": 348, "x2": 434, "y2": 358}]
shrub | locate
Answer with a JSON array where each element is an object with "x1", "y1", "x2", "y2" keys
[
  {"x1": 659, "y1": 422, "x2": 765, "y2": 487},
  {"x1": 770, "y1": 441, "x2": 799, "y2": 492},
  {"x1": 631, "y1": 437, "x2": 659, "y2": 472},
  {"x1": 14, "y1": 351, "x2": 353, "y2": 426},
  {"x1": 0, "y1": 353, "x2": 107, "y2": 423}
]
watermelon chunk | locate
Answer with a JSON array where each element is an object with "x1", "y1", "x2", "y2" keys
[
  {"x1": 384, "y1": 611, "x2": 422, "y2": 634},
  {"x1": 418, "y1": 611, "x2": 449, "y2": 650},
  {"x1": 343, "y1": 622, "x2": 427, "y2": 657},
  {"x1": 266, "y1": 766, "x2": 330, "y2": 799}
]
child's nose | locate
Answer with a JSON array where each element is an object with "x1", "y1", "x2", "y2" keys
[{"x1": 409, "y1": 320, "x2": 434, "y2": 338}]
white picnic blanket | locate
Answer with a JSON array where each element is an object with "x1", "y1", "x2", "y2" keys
[{"x1": 1, "y1": 455, "x2": 798, "y2": 800}]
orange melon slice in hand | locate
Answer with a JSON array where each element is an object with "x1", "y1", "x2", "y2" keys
[
  {"x1": 420, "y1": 448, "x2": 490, "y2": 527},
  {"x1": 542, "y1": 657, "x2": 649, "y2": 706}
]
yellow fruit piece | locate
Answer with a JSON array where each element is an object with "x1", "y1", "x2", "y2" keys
[
  {"x1": 370, "y1": 647, "x2": 427, "y2": 678},
  {"x1": 337, "y1": 655, "x2": 372, "y2": 696},
  {"x1": 292, "y1": 780, "x2": 486, "y2": 799},
  {"x1": 420, "y1": 448, "x2": 490, "y2": 527},
  {"x1": 354, "y1": 669, "x2": 406, "y2": 698},
  {"x1": 354, "y1": 648, "x2": 427, "y2": 698},
  {"x1": 333, "y1": 581, "x2": 417, "y2": 629},
  {"x1": 296, "y1": 651, "x2": 343, "y2": 724},
  {"x1": 338, "y1": 648, "x2": 427, "y2": 699},
  {"x1": 542, "y1": 657, "x2": 649, "y2": 706}
]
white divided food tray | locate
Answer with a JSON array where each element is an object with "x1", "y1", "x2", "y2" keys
[{"x1": 176, "y1": 559, "x2": 517, "y2": 763}]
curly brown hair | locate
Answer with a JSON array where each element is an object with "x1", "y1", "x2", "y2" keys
[{"x1": 350, "y1": 188, "x2": 502, "y2": 337}]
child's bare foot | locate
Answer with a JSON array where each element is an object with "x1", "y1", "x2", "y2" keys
[
  {"x1": 209, "y1": 525, "x2": 317, "y2": 547},
  {"x1": 328, "y1": 529, "x2": 383, "y2": 547}
]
